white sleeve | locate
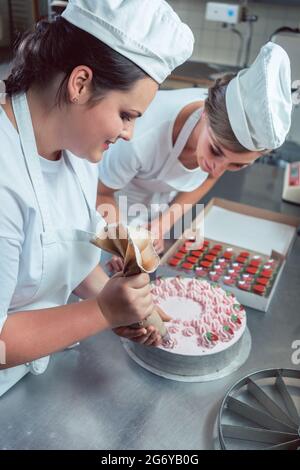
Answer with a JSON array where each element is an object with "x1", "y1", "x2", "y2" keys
[
  {"x1": 0, "y1": 189, "x2": 24, "y2": 333},
  {"x1": 0, "y1": 238, "x2": 22, "y2": 332},
  {"x1": 98, "y1": 139, "x2": 141, "y2": 190}
]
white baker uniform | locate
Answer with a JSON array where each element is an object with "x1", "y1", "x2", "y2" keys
[
  {"x1": 0, "y1": 93, "x2": 103, "y2": 396},
  {"x1": 98, "y1": 88, "x2": 209, "y2": 224}
]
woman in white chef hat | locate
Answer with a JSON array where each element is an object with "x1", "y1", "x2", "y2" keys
[
  {"x1": 98, "y1": 42, "x2": 292, "y2": 272},
  {"x1": 0, "y1": 0, "x2": 194, "y2": 396}
]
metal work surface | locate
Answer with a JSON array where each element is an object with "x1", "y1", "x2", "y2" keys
[{"x1": 0, "y1": 164, "x2": 299, "y2": 450}]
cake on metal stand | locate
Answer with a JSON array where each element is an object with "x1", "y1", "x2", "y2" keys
[{"x1": 123, "y1": 276, "x2": 251, "y2": 382}]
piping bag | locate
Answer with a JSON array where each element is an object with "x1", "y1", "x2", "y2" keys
[{"x1": 91, "y1": 223, "x2": 170, "y2": 340}]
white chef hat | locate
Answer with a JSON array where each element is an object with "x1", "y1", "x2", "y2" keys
[
  {"x1": 226, "y1": 42, "x2": 292, "y2": 151},
  {"x1": 61, "y1": 0, "x2": 194, "y2": 84}
]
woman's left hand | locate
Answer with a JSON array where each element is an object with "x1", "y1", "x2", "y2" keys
[
  {"x1": 152, "y1": 235, "x2": 165, "y2": 255},
  {"x1": 113, "y1": 324, "x2": 162, "y2": 346},
  {"x1": 145, "y1": 218, "x2": 165, "y2": 255},
  {"x1": 113, "y1": 305, "x2": 172, "y2": 347}
]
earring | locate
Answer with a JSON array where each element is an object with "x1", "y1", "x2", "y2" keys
[{"x1": 72, "y1": 97, "x2": 79, "y2": 104}]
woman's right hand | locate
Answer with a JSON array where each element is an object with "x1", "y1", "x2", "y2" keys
[
  {"x1": 106, "y1": 255, "x2": 124, "y2": 274},
  {"x1": 97, "y1": 273, "x2": 152, "y2": 329}
]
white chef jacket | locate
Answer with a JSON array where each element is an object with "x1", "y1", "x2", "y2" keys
[
  {"x1": 0, "y1": 104, "x2": 99, "y2": 331},
  {"x1": 98, "y1": 88, "x2": 209, "y2": 224}
]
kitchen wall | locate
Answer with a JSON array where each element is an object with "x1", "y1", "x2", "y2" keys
[
  {"x1": 0, "y1": 0, "x2": 49, "y2": 48},
  {"x1": 168, "y1": 0, "x2": 300, "y2": 65},
  {"x1": 0, "y1": 0, "x2": 11, "y2": 47}
]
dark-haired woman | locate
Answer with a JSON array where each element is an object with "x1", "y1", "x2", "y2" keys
[
  {"x1": 0, "y1": 0, "x2": 194, "y2": 395},
  {"x1": 98, "y1": 42, "x2": 292, "y2": 271}
]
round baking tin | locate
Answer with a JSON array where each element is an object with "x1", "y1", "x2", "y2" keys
[{"x1": 218, "y1": 368, "x2": 300, "y2": 450}]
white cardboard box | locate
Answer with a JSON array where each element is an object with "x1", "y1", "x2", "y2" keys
[{"x1": 160, "y1": 198, "x2": 300, "y2": 312}]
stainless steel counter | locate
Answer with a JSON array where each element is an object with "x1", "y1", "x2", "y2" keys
[{"x1": 0, "y1": 163, "x2": 299, "y2": 450}]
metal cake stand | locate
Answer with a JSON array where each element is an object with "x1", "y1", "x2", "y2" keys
[
  {"x1": 218, "y1": 368, "x2": 300, "y2": 450},
  {"x1": 122, "y1": 327, "x2": 251, "y2": 383}
]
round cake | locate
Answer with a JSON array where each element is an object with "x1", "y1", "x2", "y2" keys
[{"x1": 128, "y1": 276, "x2": 247, "y2": 379}]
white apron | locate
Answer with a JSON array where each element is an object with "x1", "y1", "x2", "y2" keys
[
  {"x1": 0, "y1": 93, "x2": 101, "y2": 396},
  {"x1": 116, "y1": 108, "x2": 208, "y2": 224}
]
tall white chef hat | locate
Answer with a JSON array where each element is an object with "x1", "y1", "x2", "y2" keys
[
  {"x1": 61, "y1": 0, "x2": 194, "y2": 84},
  {"x1": 226, "y1": 42, "x2": 292, "y2": 151}
]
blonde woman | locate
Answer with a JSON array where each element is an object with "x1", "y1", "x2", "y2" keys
[{"x1": 98, "y1": 42, "x2": 292, "y2": 273}]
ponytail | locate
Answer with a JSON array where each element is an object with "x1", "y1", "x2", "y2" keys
[{"x1": 5, "y1": 16, "x2": 147, "y2": 104}]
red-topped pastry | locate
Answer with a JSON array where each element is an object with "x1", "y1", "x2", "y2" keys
[
  {"x1": 239, "y1": 251, "x2": 250, "y2": 258},
  {"x1": 237, "y1": 280, "x2": 251, "y2": 291},
  {"x1": 214, "y1": 264, "x2": 222, "y2": 272},
  {"x1": 168, "y1": 257, "x2": 181, "y2": 267},
  {"x1": 181, "y1": 262, "x2": 194, "y2": 270},
  {"x1": 174, "y1": 251, "x2": 185, "y2": 259},
  {"x1": 209, "y1": 249, "x2": 220, "y2": 256},
  {"x1": 261, "y1": 269, "x2": 273, "y2": 278},
  {"x1": 262, "y1": 264, "x2": 272, "y2": 271},
  {"x1": 195, "y1": 267, "x2": 207, "y2": 277},
  {"x1": 253, "y1": 284, "x2": 266, "y2": 295},
  {"x1": 200, "y1": 260, "x2": 212, "y2": 268},
  {"x1": 209, "y1": 271, "x2": 220, "y2": 281},
  {"x1": 224, "y1": 248, "x2": 233, "y2": 259},
  {"x1": 256, "y1": 277, "x2": 269, "y2": 286},
  {"x1": 186, "y1": 256, "x2": 198, "y2": 264},
  {"x1": 223, "y1": 276, "x2": 235, "y2": 285},
  {"x1": 231, "y1": 262, "x2": 241, "y2": 271},
  {"x1": 205, "y1": 254, "x2": 216, "y2": 262},
  {"x1": 246, "y1": 266, "x2": 258, "y2": 275},
  {"x1": 227, "y1": 269, "x2": 238, "y2": 279},
  {"x1": 249, "y1": 259, "x2": 261, "y2": 267},
  {"x1": 191, "y1": 250, "x2": 203, "y2": 257},
  {"x1": 212, "y1": 244, "x2": 223, "y2": 252}
]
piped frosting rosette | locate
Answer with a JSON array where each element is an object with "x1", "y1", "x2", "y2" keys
[{"x1": 150, "y1": 277, "x2": 245, "y2": 350}]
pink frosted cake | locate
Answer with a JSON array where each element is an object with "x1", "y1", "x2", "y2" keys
[{"x1": 131, "y1": 277, "x2": 247, "y2": 377}]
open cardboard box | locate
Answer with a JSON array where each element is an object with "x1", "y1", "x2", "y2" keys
[{"x1": 160, "y1": 198, "x2": 300, "y2": 312}]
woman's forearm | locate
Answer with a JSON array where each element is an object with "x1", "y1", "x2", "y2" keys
[
  {"x1": 159, "y1": 176, "x2": 219, "y2": 234},
  {"x1": 73, "y1": 265, "x2": 109, "y2": 299},
  {"x1": 0, "y1": 298, "x2": 109, "y2": 370}
]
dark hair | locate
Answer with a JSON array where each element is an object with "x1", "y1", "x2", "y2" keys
[
  {"x1": 5, "y1": 16, "x2": 148, "y2": 104},
  {"x1": 204, "y1": 74, "x2": 249, "y2": 153}
]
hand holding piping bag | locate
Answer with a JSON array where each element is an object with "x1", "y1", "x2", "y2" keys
[{"x1": 91, "y1": 223, "x2": 171, "y2": 343}]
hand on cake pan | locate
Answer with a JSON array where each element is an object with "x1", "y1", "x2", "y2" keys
[{"x1": 113, "y1": 305, "x2": 172, "y2": 347}]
